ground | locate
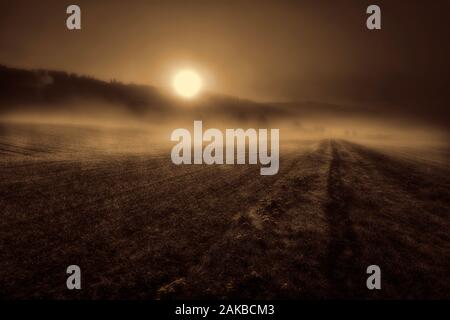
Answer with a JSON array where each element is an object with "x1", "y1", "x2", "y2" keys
[{"x1": 0, "y1": 122, "x2": 449, "y2": 299}]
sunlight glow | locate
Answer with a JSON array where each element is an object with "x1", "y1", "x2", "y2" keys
[{"x1": 173, "y1": 70, "x2": 202, "y2": 98}]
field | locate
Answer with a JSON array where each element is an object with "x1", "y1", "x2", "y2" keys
[{"x1": 0, "y1": 121, "x2": 449, "y2": 299}]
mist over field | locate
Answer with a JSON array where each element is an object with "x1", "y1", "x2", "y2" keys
[
  {"x1": 1, "y1": 64, "x2": 446, "y2": 155},
  {"x1": 0, "y1": 64, "x2": 449, "y2": 299}
]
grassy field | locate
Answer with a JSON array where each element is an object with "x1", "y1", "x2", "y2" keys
[{"x1": 0, "y1": 122, "x2": 449, "y2": 299}]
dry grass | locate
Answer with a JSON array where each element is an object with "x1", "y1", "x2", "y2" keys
[{"x1": 0, "y1": 122, "x2": 449, "y2": 299}]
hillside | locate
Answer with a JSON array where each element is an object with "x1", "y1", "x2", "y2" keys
[{"x1": 0, "y1": 65, "x2": 294, "y2": 122}]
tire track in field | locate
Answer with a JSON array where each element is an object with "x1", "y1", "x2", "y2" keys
[
  {"x1": 327, "y1": 140, "x2": 450, "y2": 298},
  {"x1": 325, "y1": 140, "x2": 364, "y2": 298}
]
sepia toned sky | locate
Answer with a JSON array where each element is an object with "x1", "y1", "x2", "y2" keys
[{"x1": 0, "y1": 0, "x2": 449, "y2": 111}]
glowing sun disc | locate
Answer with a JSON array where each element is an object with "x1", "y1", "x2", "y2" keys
[{"x1": 173, "y1": 70, "x2": 202, "y2": 98}]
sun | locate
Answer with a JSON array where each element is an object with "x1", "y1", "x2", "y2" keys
[{"x1": 173, "y1": 70, "x2": 202, "y2": 98}]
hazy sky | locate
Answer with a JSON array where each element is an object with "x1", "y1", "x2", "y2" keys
[{"x1": 0, "y1": 0, "x2": 449, "y2": 108}]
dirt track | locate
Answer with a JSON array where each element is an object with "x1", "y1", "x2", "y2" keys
[{"x1": 0, "y1": 135, "x2": 449, "y2": 299}]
